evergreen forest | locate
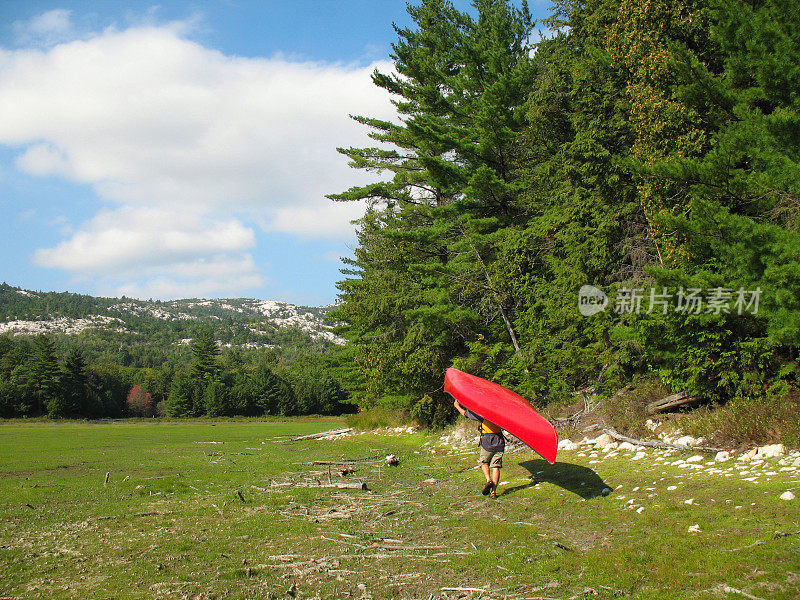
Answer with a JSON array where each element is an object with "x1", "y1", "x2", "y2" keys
[
  {"x1": 2, "y1": 0, "x2": 799, "y2": 440},
  {"x1": 0, "y1": 286, "x2": 351, "y2": 419},
  {"x1": 327, "y1": 0, "x2": 800, "y2": 430}
]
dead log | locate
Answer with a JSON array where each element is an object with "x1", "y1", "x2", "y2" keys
[
  {"x1": 313, "y1": 482, "x2": 368, "y2": 491},
  {"x1": 269, "y1": 480, "x2": 368, "y2": 491},
  {"x1": 286, "y1": 428, "x2": 353, "y2": 442},
  {"x1": 646, "y1": 390, "x2": 698, "y2": 414},
  {"x1": 307, "y1": 456, "x2": 381, "y2": 466},
  {"x1": 603, "y1": 428, "x2": 724, "y2": 453}
]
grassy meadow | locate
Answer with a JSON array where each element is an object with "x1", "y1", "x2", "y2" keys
[{"x1": 0, "y1": 419, "x2": 798, "y2": 600}]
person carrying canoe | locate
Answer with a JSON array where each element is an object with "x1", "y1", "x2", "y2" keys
[{"x1": 453, "y1": 399, "x2": 505, "y2": 498}]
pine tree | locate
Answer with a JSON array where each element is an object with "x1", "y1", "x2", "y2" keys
[
  {"x1": 191, "y1": 330, "x2": 221, "y2": 384},
  {"x1": 29, "y1": 335, "x2": 60, "y2": 416},
  {"x1": 329, "y1": 0, "x2": 537, "y2": 406},
  {"x1": 58, "y1": 348, "x2": 101, "y2": 417}
]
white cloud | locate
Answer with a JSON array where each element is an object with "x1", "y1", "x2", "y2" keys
[
  {"x1": 13, "y1": 9, "x2": 75, "y2": 47},
  {"x1": 267, "y1": 201, "x2": 367, "y2": 239},
  {"x1": 33, "y1": 206, "x2": 256, "y2": 273},
  {"x1": 112, "y1": 271, "x2": 266, "y2": 301},
  {"x1": 0, "y1": 15, "x2": 396, "y2": 299},
  {"x1": 0, "y1": 25, "x2": 393, "y2": 214},
  {"x1": 16, "y1": 142, "x2": 73, "y2": 177}
]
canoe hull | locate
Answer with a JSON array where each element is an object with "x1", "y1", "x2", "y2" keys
[{"x1": 445, "y1": 368, "x2": 558, "y2": 464}]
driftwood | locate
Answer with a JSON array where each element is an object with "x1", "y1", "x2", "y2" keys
[
  {"x1": 646, "y1": 390, "x2": 698, "y2": 414},
  {"x1": 270, "y1": 480, "x2": 368, "y2": 491},
  {"x1": 307, "y1": 455, "x2": 382, "y2": 466},
  {"x1": 286, "y1": 428, "x2": 353, "y2": 442},
  {"x1": 603, "y1": 428, "x2": 724, "y2": 453}
]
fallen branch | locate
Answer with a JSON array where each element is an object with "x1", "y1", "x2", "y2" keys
[
  {"x1": 554, "y1": 542, "x2": 574, "y2": 552},
  {"x1": 269, "y1": 480, "x2": 368, "y2": 491},
  {"x1": 306, "y1": 456, "x2": 382, "y2": 466},
  {"x1": 646, "y1": 390, "x2": 699, "y2": 414},
  {"x1": 724, "y1": 540, "x2": 764, "y2": 553},
  {"x1": 316, "y1": 482, "x2": 368, "y2": 490},
  {"x1": 285, "y1": 428, "x2": 353, "y2": 442},
  {"x1": 717, "y1": 585, "x2": 766, "y2": 600},
  {"x1": 725, "y1": 530, "x2": 800, "y2": 553},
  {"x1": 603, "y1": 428, "x2": 724, "y2": 453},
  {"x1": 440, "y1": 587, "x2": 486, "y2": 593},
  {"x1": 774, "y1": 530, "x2": 800, "y2": 539}
]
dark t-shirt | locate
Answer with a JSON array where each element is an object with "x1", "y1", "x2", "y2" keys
[{"x1": 462, "y1": 408, "x2": 505, "y2": 452}]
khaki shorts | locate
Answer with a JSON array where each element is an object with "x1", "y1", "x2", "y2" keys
[{"x1": 480, "y1": 447, "x2": 503, "y2": 469}]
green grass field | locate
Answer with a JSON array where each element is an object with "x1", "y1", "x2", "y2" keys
[{"x1": 0, "y1": 420, "x2": 798, "y2": 600}]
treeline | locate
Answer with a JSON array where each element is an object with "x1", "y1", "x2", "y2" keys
[
  {"x1": 328, "y1": 0, "x2": 800, "y2": 425},
  {"x1": 0, "y1": 332, "x2": 352, "y2": 419},
  {"x1": 0, "y1": 284, "x2": 336, "y2": 370}
]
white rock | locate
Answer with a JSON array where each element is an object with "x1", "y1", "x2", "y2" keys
[
  {"x1": 684, "y1": 498, "x2": 695, "y2": 505},
  {"x1": 714, "y1": 451, "x2": 731, "y2": 462},
  {"x1": 558, "y1": 439, "x2": 578, "y2": 451},
  {"x1": 602, "y1": 442, "x2": 619, "y2": 452},
  {"x1": 793, "y1": 458, "x2": 800, "y2": 468},
  {"x1": 780, "y1": 491, "x2": 796, "y2": 501},
  {"x1": 686, "y1": 455, "x2": 704, "y2": 463},
  {"x1": 667, "y1": 485, "x2": 678, "y2": 491},
  {"x1": 675, "y1": 435, "x2": 699, "y2": 447},
  {"x1": 670, "y1": 459, "x2": 685, "y2": 466},
  {"x1": 687, "y1": 524, "x2": 701, "y2": 533},
  {"x1": 756, "y1": 444, "x2": 787, "y2": 458},
  {"x1": 737, "y1": 448, "x2": 758, "y2": 462},
  {"x1": 594, "y1": 433, "x2": 614, "y2": 449},
  {"x1": 645, "y1": 419, "x2": 660, "y2": 432},
  {"x1": 636, "y1": 507, "x2": 645, "y2": 514},
  {"x1": 631, "y1": 452, "x2": 647, "y2": 461}
]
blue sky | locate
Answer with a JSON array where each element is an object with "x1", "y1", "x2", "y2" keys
[{"x1": 0, "y1": 1, "x2": 551, "y2": 305}]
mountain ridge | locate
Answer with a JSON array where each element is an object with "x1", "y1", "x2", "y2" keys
[{"x1": 0, "y1": 283, "x2": 344, "y2": 348}]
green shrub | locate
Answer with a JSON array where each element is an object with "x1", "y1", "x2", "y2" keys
[
  {"x1": 603, "y1": 379, "x2": 672, "y2": 438},
  {"x1": 410, "y1": 394, "x2": 452, "y2": 429},
  {"x1": 686, "y1": 389, "x2": 800, "y2": 448},
  {"x1": 346, "y1": 407, "x2": 409, "y2": 430}
]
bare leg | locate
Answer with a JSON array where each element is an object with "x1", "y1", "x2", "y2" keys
[
  {"x1": 490, "y1": 467, "x2": 500, "y2": 498},
  {"x1": 481, "y1": 463, "x2": 491, "y2": 483}
]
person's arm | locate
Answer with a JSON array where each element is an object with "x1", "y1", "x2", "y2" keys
[
  {"x1": 453, "y1": 399, "x2": 467, "y2": 417},
  {"x1": 455, "y1": 401, "x2": 483, "y2": 423}
]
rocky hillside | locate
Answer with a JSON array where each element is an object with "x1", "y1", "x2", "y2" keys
[{"x1": 0, "y1": 283, "x2": 344, "y2": 349}]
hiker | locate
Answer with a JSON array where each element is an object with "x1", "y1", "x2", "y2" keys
[{"x1": 453, "y1": 399, "x2": 505, "y2": 498}]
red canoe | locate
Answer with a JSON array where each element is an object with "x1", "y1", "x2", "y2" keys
[{"x1": 444, "y1": 368, "x2": 558, "y2": 464}]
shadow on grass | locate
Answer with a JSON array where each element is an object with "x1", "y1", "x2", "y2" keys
[{"x1": 501, "y1": 460, "x2": 612, "y2": 499}]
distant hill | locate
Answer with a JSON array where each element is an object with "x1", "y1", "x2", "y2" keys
[{"x1": 0, "y1": 283, "x2": 343, "y2": 367}]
